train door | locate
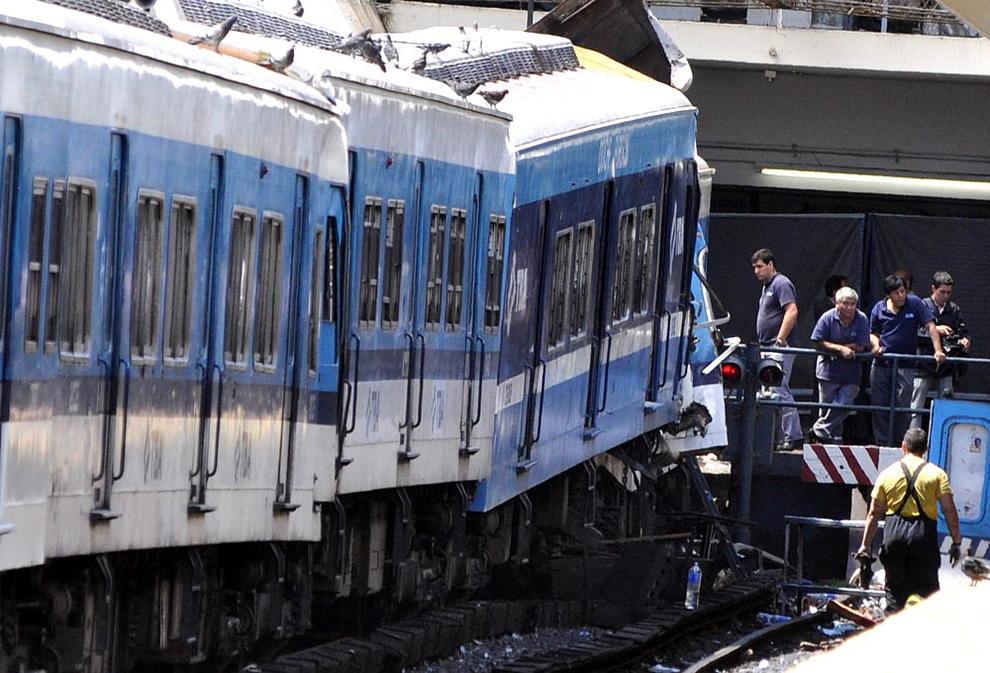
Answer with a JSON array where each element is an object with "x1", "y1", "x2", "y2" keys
[
  {"x1": 518, "y1": 200, "x2": 552, "y2": 466},
  {"x1": 91, "y1": 132, "x2": 128, "y2": 520},
  {"x1": 312, "y1": 186, "x2": 344, "y2": 499},
  {"x1": 0, "y1": 116, "x2": 19, "y2": 534},
  {"x1": 584, "y1": 182, "x2": 615, "y2": 435},
  {"x1": 189, "y1": 155, "x2": 224, "y2": 513},
  {"x1": 459, "y1": 173, "x2": 484, "y2": 454},
  {"x1": 272, "y1": 176, "x2": 310, "y2": 511},
  {"x1": 672, "y1": 164, "x2": 700, "y2": 398},
  {"x1": 400, "y1": 162, "x2": 425, "y2": 453},
  {"x1": 647, "y1": 165, "x2": 678, "y2": 404}
]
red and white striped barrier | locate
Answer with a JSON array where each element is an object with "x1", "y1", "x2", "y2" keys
[{"x1": 801, "y1": 443, "x2": 901, "y2": 485}]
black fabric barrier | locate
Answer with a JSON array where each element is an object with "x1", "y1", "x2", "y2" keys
[
  {"x1": 867, "y1": 214, "x2": 990, "y2": 394},
  {"x1": 707, "y1": 214, "x2": 866, "y2": 391}
]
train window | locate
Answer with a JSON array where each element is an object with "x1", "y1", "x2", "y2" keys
[
  {"x1": 25, "y1": 177, "x2": 47, "y2": 353},
  {"x1": 947, "y1": 423, "x2": 988, "y2": 521},
  {"x1": 224, "y1": 208, "x2": 256, "y2": 367},
  {"x1": 164, "y1": 198, "x2": 196, "y2": 364},
  {"x1": 548, "y1": 229, "x2": 573, "y2": 349},
  {"x1": 322, "y1": 217, "x2": 337, "y2": 324},
  {"x1": 359, "y1": 197, "x2": 381, "y2": 328},
  {"x1": 425, "y1": 206, "x2": 446, "y2": 330},
  {"x1": 131, "y1": 191, "x2": 165, "y2": 364},
  {"x1": 308, "y1": 229, "x2": 324, "y2": 376},
  {"x1": 484, "y1": 214, "x2": 506, "y2": 334},
  {"x1": 45, "y1": 180, "x2": 65, "y2": 354},
  {"x1": 381, "y1": 200, "x2": 405, "y2": 330},
  {"x1": 571, "y1": 221, "x2": 595, "y2": 339},
  {"x1": 633, "y1": 205, "x2": 656, "y2": 315},
  {"x1": 254, "y1": 213, "x2": 284, "y2": 371},
  {"x1": 58, "y1": 180, "x2": 97, "y2": 360},
  {"x1": 610, "y1": 208, "x2": 636, "y2": 324},
  {"x1": 446, "y1": 208, "x2": 466, "y2": 332}
]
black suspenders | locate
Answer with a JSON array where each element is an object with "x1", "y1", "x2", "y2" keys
[{"x1": 894, "y1": 460, "x2": 929, "y2": 519}]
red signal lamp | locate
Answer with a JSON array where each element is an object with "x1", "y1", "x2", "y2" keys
[{"x1": 721, "y1": 359, "x2": 743, "y2": 384}]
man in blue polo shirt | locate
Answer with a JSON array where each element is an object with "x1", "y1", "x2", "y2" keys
[
  {"x1": 809, "y1": 287, "x2": 871, "y2": 442},
  {"x1": 869, "y1": 274, "x2": 945, "y2": 446},
  {"x1": 752, "y1": 248, "x2": 801, "y2": 448}
]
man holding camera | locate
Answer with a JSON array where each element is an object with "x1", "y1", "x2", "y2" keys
[{"x1": 910, "y1": 271, "x2": 971, "y2": 429}]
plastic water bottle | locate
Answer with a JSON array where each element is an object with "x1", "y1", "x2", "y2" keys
[{"x1": 684, "y1": 561, "x2": 702, "y2": 610}]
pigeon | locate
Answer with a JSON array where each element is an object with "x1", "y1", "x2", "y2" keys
[
  {"x1": 259, "y1": 46, "x2": 295, "y2": 74},
  {"x1": 292, "y1": 0, "x2": 304, "y2": 17},
  {"x1": 419, "y1": 43, "x2": 450, "y2": 56},
  {"x1": 478, "y1": 89, "x2": 508, "y2": 109},
  {"x1": 360, "y1": 39, "x2": 387, "y2": 73},
  {"x1": 961, "y1": 555, "x2": 990, "y2": 586},
  {"x1": 336, "y1": 29, "x2": 372, "y2": 55},
  {"x1": 446, "y1": 79, "x2": 481, "y2": 99},
  {"x1": 308, "y1": 70, "x2": 337, "y2": 104},
  {"x1": 382, "y1": 34, "x2": 399, "y2": 64},
  {"x1": 409, "y1": 52, "x2": 427, "y2": 75},
  {"x1": 187, "y1": 15, "x2": 237, "y2": 52}
]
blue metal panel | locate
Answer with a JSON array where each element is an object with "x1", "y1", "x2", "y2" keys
[
  {"x1": 929, "y1": 399, "x2": 990, "y2": 551},
  {"x1": 515, "y1": 112, "x2": 696, "y2": 207}
]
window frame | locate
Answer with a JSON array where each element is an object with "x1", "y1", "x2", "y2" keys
[
  {"x1": 425, "y1": 205, "x2": 446, "y2": 331},
  {"x1": 570, "y1": 220, "x2": 595, "y2": 340},
  {"x1": 163, "y1": 196, "x2": 197, "y2": 366},
  {"x1": 381, "y1": 199, "x2": 405, "y2": 330},
  {"x1": 25, "y1": 176, "x2": 48, "y2": 353},
  {"x1": 130, "y1": 189, "x2": 166, "y2": 365},
  {"x1": 445, "y1": 207, "x2": 467, "y2": 332},
  {"x1": 223, "y1": 206, "x2": 257, "y2": 369},
  {"x1": 548, "y1": 227, "x2": 574, "y2": 350},
  {"x1": 358, "y1": 196, "x2": 382, "y2": 329},
  {"x1": 308, "y1": 228, "x2": 325, "y2": 377},
  {"x1": 57, "y1": 178, "x2": 98, "y2": 363},
  {"x1": 483, "y1": 214, "x2": 506, "y2": 335},
  {"x1": 610, "y1": 207, "x2": 637, "y2": 325},
  {"x1": 253, "y1": 210, "x2": 285, "y2": 373}
]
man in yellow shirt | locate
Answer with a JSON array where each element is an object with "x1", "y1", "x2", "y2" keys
[{"x1": 857, "y1": 428, "x2": 962, "y2": 611}]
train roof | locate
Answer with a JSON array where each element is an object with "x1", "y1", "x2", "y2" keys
[
  {"x1": 3, "y1": 0, "x2": 348, "y2": 182},
  {"x1": 394, "y1": 27, "x2": 696, "y2": 150}
]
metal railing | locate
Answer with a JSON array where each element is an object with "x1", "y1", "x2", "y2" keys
[
  {"x1": 649, "y1": 0, "x2": 975, "y2": 34},
  {"x1": 724, "y1": 342, "x2": 990, "y2": 541},
  {"x1": 754, "y1": 345, "x2": 990, "y2": 444},
  {"x1": 782, "y1": 515, "x2": 886, "y2": 603}
]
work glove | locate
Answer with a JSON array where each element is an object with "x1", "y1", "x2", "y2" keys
[{"x1": 949, "y1": 542, "x2": 961, "y2": 568}]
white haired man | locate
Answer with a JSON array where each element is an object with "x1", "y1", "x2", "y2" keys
[{"x1": 809, "y1": 286, "x2": 871, "y2": 442}]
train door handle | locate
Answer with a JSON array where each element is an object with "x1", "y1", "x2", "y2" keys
[
  {"x1": 533, "y1": 358, "x2": 548, "y2": 444},
  {"x1": 93, "y1": 357, "x2": 112, "y2": 482},
  {"x1": 598, "y1": 332, "x2": 613, "y2": 413},
  {"x1": 471, "y1": 337, "x2": 485, "y2": 428},
  {"x1": 208, "y1": 364, "x2": 224, "y2": 479},
  {"x1": 412, "y1": 334, "x2": 426, "y2": 430},
  {"x1": 112, "y1": 358, "x2": 132, "y2": 482},
  {"x1": 190, "y1": 362, "x2": 208, "y2": 478},
  {"x1": 400, "y1": 332, "x2": 415, "y2": 430},
  {"x1": 520, "y1": 364, "x2": 534, "y2": 454},
  {"x1": 660, "y1": 311, "x2": 673, "y2": 389},
  {"x1": 343, "y1": 333, "x2": 360, "y2": 435}
]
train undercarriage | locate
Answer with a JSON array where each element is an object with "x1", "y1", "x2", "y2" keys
[{"x1": 0, "y1": 435, "x2": 725, "y2": 673}]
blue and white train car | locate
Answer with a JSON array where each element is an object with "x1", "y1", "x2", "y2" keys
[
  {"x1": 388, "y1": 31, "x2": 708, "y2": 511},
  {"x1": 1, "y1": 0, "x2": 349, "y2": 666}
]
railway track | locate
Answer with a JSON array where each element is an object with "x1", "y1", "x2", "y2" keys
[{"x1": 249, "y1": 577, "x2": 778, "y2": 673}]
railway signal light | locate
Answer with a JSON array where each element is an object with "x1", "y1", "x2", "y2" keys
[
  {"x1": 721, "y1": 357, "x2": 744, "y2": 385},
  {"x1": 757, "y1": 357, "x2": 784, "y2": 387}
]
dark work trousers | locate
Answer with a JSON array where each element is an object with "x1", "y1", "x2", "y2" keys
[{"x1": 879, "y1": 513, "x2": 940, "y2": 611}]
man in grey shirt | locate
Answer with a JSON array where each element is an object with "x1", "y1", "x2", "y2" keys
[{"x1": 753, "y1": 248, "x2": 801, "y2": 448}]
